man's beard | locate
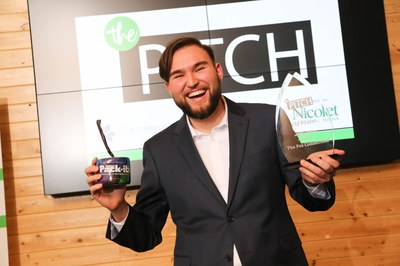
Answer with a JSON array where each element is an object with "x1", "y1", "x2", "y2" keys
[{"x1": 174, "y1": 88, "x2": 222, "y2": 120}]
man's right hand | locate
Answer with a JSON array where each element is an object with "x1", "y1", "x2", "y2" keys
[{"x1": 85, "y1": 157, "x2": 129, "y2": 222}]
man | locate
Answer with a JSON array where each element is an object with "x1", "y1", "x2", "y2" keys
[{"x1": 85, "y1": 37, "x2": 345, "y2": 266}]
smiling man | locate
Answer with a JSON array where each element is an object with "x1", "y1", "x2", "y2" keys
[
  {"x1": 85, "y1": 37, "x2": 345, "y2": 266},
  {"x1": 163, "y1": 40, "x2": 225, "y2": 131}
]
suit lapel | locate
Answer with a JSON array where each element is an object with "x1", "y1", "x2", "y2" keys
[
  {"x1": 173, "y1": 115, "x2": 226, "y2": 205},
  {"x1": 225, "y1": 99, "x2": 249, "y2": 206}
]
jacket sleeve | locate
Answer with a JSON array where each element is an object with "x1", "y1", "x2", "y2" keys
[
  {"x1": 278, "y1": 147, "x2": 336, "y2": 212},
  {"x1": 106, "y1": 142, "x2": 170, "y2": 252},
  {"x1": 285, "y1": 168, "x2": 336, "y2": 212}
]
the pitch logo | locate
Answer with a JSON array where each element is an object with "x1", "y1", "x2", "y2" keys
[
  {"x1": 104, "y1": 16, "x2": 140, "y2": 51},
  {"x1": 117, "y1": 21, "x2": 317, "y2": 103}
]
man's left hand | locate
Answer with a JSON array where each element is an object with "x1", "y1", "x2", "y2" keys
[{"x1": 299, "y1": 149, "x2": 345, "y2": 186}]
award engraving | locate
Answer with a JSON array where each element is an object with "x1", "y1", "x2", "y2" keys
[{"x1": 276, "y1": 72, "x2": 337, "y2": 170}]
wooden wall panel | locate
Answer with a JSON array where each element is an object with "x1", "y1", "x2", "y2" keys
[
  {"x1": 4, "y1": 176, "x2": 44, "y2": 197},
  {"x1": 0, "y1": 68, "x2": 34, "y2": 87},
  {"x1": 0, "y1": 49, "x2": 32, "y2": 69},
  {"x1": 0, "y1": 0, "x2": 28, "y2": 14},
  {"x1": 3, "y1": 157, "x2": 42, "y2": 178},
  {"x1": 0, "y1": 32, "x2": 31, "y2": 50},
  {"x1": 0, "y1": 85, "x2": 36, "y2": 105},
  {"x1": 0, "y1": 0, "x2": 399, "y2": 265},
  {"x1": 0, "y1": 14, "x2": 29, "y2": 32}
]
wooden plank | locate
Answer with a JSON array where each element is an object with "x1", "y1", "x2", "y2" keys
[
  {"x1": 0, "y1": 121, "x2": 39, "y2": 142},
  {"x1": 8, "y1": 225, "x2": 175, "y2": 256},
  {"x1": 1, "y1": 138, "x2": 41, "y2": 160},
  {"x1": 333, "y1": 162, "x2": 400, "y2": 184},
  {"x1": 303, "y1": 233, "x2": 400, "y2": 260},
  {"x1": 4, "y1": 176, "x2": 44, "y2": 197},
  {"x1": 384, "y1": 0, "x2": 400, "y2": 15},
  {"x1": 4, "y1": 138, "x2": 44, "y2": 161},
  {"x1": 0, "y1": 49, "x2": 33, "y2": 69},
  {"x1": 309, "y1": 252, "x2": 400, "y2": 266},
  {"x1": 6, "y1": 207, "x2": 110, "y2": 235},
  {"x1": 385, "y1": 1, "x2": 400, "y2": 119},
  {"x1": 0, "y1": 0, "x2": 27, "y2": 15},
  {"x1": 9, "y1": 243, "x2": 121, "y2": 266},
  {"x1": 288, "y1": 196, "x2": 400, "y2": 224},
  {"x1": 0, "y1": 31, "x2": 31, "y2": 50},
  {"x1": 2, "y1": 157, "x2": 43, "y2": 178},
  {"x1": 6, "y1": 194, "x2": 102, "y2": 217},
  {"x1": 0, "y1": 102, "x2": 38, "y2": 124},
  {"x1": 8, "y1": 225, "x2": 110, "y2": 254},
  {"x1": 335, "y1": 177, "x2": 400, "y2": 201},
  {"x1": 0, "y1": 85, "x2": 36, "y2": 104},
  {"x1": 5, "y1": 189, "x2": 140, "y2": 214},
  {"x1": 94, "y1": 256, "x2": 174, "y2": 266},
  {"x1": 386, "y1": 14, "x2": 400, "y2": 56},
  {"x1": 9, "y1": 243, "x2": 174, "y2": 266},
  {"x1": 0, "y1": 13, "x2": 29, "y2": 33},
  {"x1": 391, "y1": 65, "x2": 400, "y2": 86},
  {"x1": 0, "y1": 67, "x2": 34, "y2": 88},
  {"x1": 297, "y1": 214, "x2": 400, "y2": 242},
  {"x1": 6, "y1": 205, "x2": 177, "y2": 236}
]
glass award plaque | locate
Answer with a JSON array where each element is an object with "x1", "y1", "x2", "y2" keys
[{"x1": 276, "y1": 72, "x2": 338, "y2": 170}]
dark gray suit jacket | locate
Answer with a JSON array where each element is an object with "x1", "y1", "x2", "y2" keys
[{"x1": 107, "y1": 98, "x2": 335, "y2": 266}]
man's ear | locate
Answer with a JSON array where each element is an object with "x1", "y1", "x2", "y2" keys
[
  {"x1": 165, "y1": 82, "x2": 172, "y2": 96},
  {"x1": 215, "y1": 63, "x2": 224, "y2": 80}
]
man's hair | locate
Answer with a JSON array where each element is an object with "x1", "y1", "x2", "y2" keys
[{"x1": 158, "y1": 37, "x2": 216, "y2": 82}]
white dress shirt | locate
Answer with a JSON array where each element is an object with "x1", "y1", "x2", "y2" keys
[{"x1": 186, "y1": 100, "x2": 243, "y2": 265}]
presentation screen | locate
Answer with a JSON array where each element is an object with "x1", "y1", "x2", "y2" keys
[{"x1": 28, "y1": 0, "x2": 399, "y2": 195}]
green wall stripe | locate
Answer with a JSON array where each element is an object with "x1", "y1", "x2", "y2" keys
[
  {"x1": 0, "y1": 169, "x2": 3, "y2": 181},
  {"x1": 0, "y1": 216, "x2": 6, "y2": 228}
]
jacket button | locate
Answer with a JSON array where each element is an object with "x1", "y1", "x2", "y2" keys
[
  {"x1": 225, "y1": 255, "x2": 232, "y2": 262},
  {"x1": 227, "y1": 216, "x2": 235, "y2": 223}
]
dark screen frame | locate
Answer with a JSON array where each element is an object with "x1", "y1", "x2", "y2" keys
[{"x1": 335, "y1": 0, "x2": 399, "y2": 165}]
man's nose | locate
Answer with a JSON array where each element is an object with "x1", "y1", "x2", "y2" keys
[{"x1": 187, "y1": 73, "x2": 199, "y2": 88}]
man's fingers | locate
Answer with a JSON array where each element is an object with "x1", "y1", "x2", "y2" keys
[
  {"x1": 90, "y1": 183, "x2": 103, "y2": 194},
  {"x1": 91, "y1": 157, "x2": 98, "y2": 165},
  {"x1": 84, "y1": 164, "x2": 99, "y2": 175},
  {"x1": 86, "y1": 173, "x2": 102, "y2": 186},
  {"x1": 300, "y1": 159, "x2": 332, "y2": 184}
]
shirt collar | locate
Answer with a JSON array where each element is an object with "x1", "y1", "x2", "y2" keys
[{"x1": 187, "y1": 96, "x2": 229, "y2": 138}]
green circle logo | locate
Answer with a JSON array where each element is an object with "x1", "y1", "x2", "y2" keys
[{"x1": 104, "y1": 16, "x2": 140, "y2": 51}]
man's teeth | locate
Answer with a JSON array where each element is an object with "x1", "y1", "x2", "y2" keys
[{"x1": 188, "y1": 90, "x2": 206, "y2": 98}]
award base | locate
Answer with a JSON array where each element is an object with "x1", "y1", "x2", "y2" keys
[{"x1": 283, "y1": 154, "x2": 342, "y2": 170}]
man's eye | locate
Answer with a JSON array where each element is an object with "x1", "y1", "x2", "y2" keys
[{"x1": 172, "y1": 74, "x2": 183, "y2": 79}]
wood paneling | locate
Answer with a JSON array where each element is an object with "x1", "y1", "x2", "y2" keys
[
  {"x1": 0, "y1": 85, "x2": 36, "y2": 105},
  {"x1": 0, "y1": 0, "x2": 399, "y2": 265}
]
